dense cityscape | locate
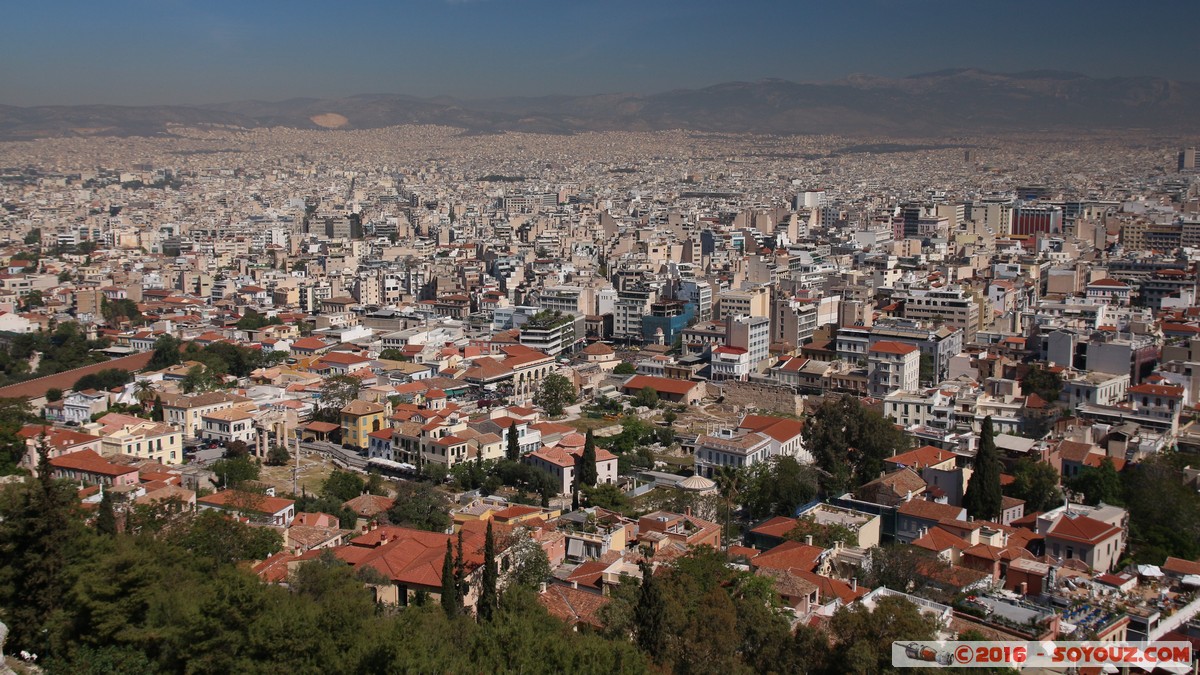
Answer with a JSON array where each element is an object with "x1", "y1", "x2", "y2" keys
[{"x1": 4, "y1": 2, "x2": 1200, "y2": 674}]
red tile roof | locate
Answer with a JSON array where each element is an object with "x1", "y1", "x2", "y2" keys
[
  {"x1": 1046, "y1": 514, "x2": 1121, "y2": 545},
  {"x1": 888, "y1": 445, "x2": 956, "y2": 469},
  {"x1": 751, "y1": 540, "x2": 823, "y2": 573},
  {"x1": 50, "y1": 449, "x2": 138, "y2": 477},
  {"x1": 870, "y1": 341, "x2": 919, "y2": 356}
]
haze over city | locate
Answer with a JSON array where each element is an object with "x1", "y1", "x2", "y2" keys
[
  {"x1": 4, "y1": 0, "x2": 1200, "y2": 106},
  {"x1": 1, "y1": 2, "x2": 1200, "y2": 675}
]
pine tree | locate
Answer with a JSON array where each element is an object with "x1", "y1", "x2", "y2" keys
[
  {"x1": 151, "y1": 395, "x2": 164, "y2": 422},
  {"x1": 478, "y1": 520, "x2": 498, "y2": 622},
  {"x1": 96, "y1": 490, "x2": 117, "y2": 536},
  {"x1": 441, "y1": 539, "x2": 458, "y2": 618},
  {"x1": 506, "y1": 424, "x2": 519, "y2": 462},
  {"x1": 963, "y1": 416, "x2": 1003, "y2": 520},
  {"x1": 579, "y1": 429, "x2": 598, "y2": 487},
  {"x1": 634, "y1": 561, "x2": 666, "y2": 657}
]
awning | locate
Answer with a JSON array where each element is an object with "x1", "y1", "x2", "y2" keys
[
  {"x1": 1181, "y1": 574, "x2": 1200, "y2": 587},
  {"x1": 1136, "y1": 564, "x2": 1163, "y2": 577}
]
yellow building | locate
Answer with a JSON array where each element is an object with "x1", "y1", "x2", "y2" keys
[{"x1": 340, "y1": 400, "x2": 385, "y2": 450}]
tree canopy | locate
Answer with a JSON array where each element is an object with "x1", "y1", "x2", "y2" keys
[
  {"x1": 803, "y1": 395, "x2": 911, "y2": 493},
  {"x1": 533, "y1": 373, "x2": 576, "y2": 418}
]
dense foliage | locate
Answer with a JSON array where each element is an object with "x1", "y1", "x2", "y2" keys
[
  {"x1": 803, "y1": 395, "x2": 912, "y2": 493},
  {"x1": 1005, "y1": 458, "x2": 1062, "y2": 513},
  {"x1": 0, "y1": 467, "x2": 647, "y2": 674},
  {"x1": 1021, "y1": 365, "x2": 1063, "y2": 404},
  {"x1": 1123, "y1": 453, "x2": 1200, "y2": 564},
  {"x1": 0, "y1": 323, "x2": 111, "y2": 386}
]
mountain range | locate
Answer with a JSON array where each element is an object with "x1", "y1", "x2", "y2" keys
[{"x1": 2, "y1": 69, "x2": 1198, "y2": 141}]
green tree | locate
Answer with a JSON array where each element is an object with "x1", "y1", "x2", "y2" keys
[
  {"x1": 742, "y1": 455, "x2": 818, "y2": 519},
  {"x1": 1124, "y1": 454, "x2": 1200, "y2": 563},
  {"x1": 46, "y1": 387, "x2": 63, "y2": 402},
  {"x1": 74, "y1": 368, "x2": 133, "y2": 392},
  {"x1": 317, "y1": 374, "x2": 362, "y2": 422},
  {"x1": 384, "y1": 480, "x2": 450, "y2": 532},
  {"x1": 1007, "y1": 458, "x2": 1062, "y2": 512},
  {"x1": 784, "y1": 515, "x2": 859, "y2": 548},
  {"x1": 0, "y1": 437, "x2": 92, "y2": 653},
  {"x1": 1022, "y1": 365, "x2": 1063, "y2": 404},
  {"x1": 614, "y1": 361, "x2": 636, "y2": 375},
  {"x1": 579, "y1": 429, "x2": 598, "y2": 487},
  {"x1": 322, "y1": 469, "x2": 366, "y2": 502},
  {"x1": 150, "y1": 395, "x2": 164, "y2": 422},
  {"x1": 533, "y1": 373, "x2": 576, "y2": 417},
  {"x1": 265, "y1": 444, "x2": 291, "y2": 466},
  {"x1": 827, "y1": 595, "x2": 938, "y2": 674},
  {"x1": 504, "y1": 528, "x2": 551, "y2": 589},
  {"x1": 0, "y1": 398, "x2": 35, "y2": 474},
  {"x1": 582, "y1": 483, "x2": 629, "y2": 511},
  {"x1": 101, "y1": 298, "x2": 143, "y2": 326},
  {"x1": 210, "y1": 455, "x2": 260, "y2": 488},
  {"x1": 178, "y1": 510, "x2": 282, "y2": 564},
  {"x1": 378, "y1": 348, "x2": 406, "y2": 361},
  {"x1": 633, "y1": 386, "x2": 658, "y2": 409},
  {"x1": 1068, "y1": 457, "x2": 1123, "y2": 506},
  {"x1": 478, "y1": 520, "x2": 498, "y2": 622},
  {"x1": 23, "y1": 290, "x2": 44, "y2": 309},
  {"x1": 95, "y1": 490, "x2": 118, "y2": 536},
  {"x1": 146, "y1": 334, "x2": 183, "y2": 371},
  {"x1": 235, "y1": 309, "x2": 282, "y2": 331},
  {"x1": 180, "y1": 364, "x2": 221, "y2": 393},
  {"x1": 440, "y1": 539, "x2": 459, "y2": 617},
  {"x1": 963, "y1": 416, "x2": 1003, "y2": 520},
  {"x1": 803, "y1": 394, "x2": 911, "y2": 493},
  {"x1": 506, "y1": 424, "x2": 520, "y2": 461},
  {"x1": 634, "y1": 562, "x2": 666, "y2": 658}
]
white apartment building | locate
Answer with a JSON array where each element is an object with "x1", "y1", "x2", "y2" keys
[{"x1": 868, "y1": 341, "x2": 920, "y2": 398}]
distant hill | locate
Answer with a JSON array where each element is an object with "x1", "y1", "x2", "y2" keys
[{"x1": 4, "y1": 69, "x2": 1199, "y2": 140}]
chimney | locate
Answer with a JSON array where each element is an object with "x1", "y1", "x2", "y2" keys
[
  {"x1": 684, "y1": 506, "x2": 692, "y2": 517},
  {"x1": 570, "y1": 580, "x2": 578, "y2": 589},
  {"x1": 538, "y1": 582, "x2": 547, "y2": 594},
  {"x1": 851, "y1": 578, "x2": 857, "y2": 591},
  {"x1": 1018, "y1": 582, "x2": 1027, "y2": 596},
  {"x1": 805, "y1": 535, "x2": 814, "y2": 546}
]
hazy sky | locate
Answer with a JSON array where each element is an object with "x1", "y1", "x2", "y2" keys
[{"x1": 4, "y1": 0, "x2": 1199, "y2": 106}]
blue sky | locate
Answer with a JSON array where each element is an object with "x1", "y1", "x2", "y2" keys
[{"x1": 3, "y1": 0, "x2": 1198, "y2": 105}]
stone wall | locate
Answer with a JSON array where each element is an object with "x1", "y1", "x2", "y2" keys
[{"x1": 716, "y1": 381, "x2": 804, "y2": 417}]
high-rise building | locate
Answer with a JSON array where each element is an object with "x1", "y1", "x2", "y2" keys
[{"x1": 1180, "y1": 147, "x2": 1197, "y2": 172}]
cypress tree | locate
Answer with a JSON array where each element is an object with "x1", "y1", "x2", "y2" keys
[
  {"x1": 441, "y1": 539, "x2": 458, "y2": 617},
  {"x1": 579, "y1": 429, "x2": 598, "y2": 487},
  {"x1": 96, "y1": 490, "x2": 117, "y2": 536},
  {"x1": 478, "y1": 520, "x2": 498, "y2": 622},
  {"x1": 634, "y1": 561, "x2": 666, "y2": 657},
  {"x1": 963, "y1": 416, "x2": 1003, "y2": 520},
  {"x1": 506, "y1": 424, "x2": 519, "y2": 462},
  {"x1": 454, "y1": 530, "x2": 466, "y2": 603}
]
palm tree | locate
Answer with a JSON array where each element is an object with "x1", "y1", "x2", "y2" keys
[
  {"x1": 713, "y1": 466, "x2": 745, "y2": 548},
  {"x1": 133, "y1": 379, "x2": 156, "y2": 412}
]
